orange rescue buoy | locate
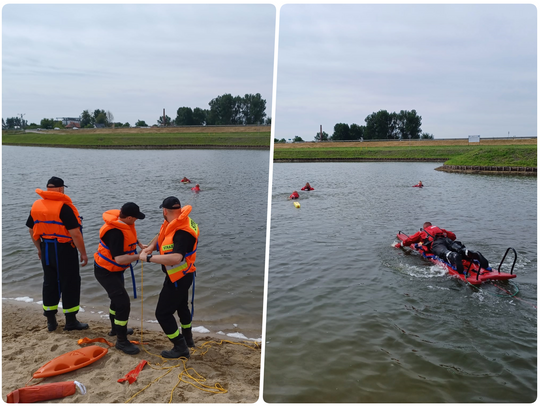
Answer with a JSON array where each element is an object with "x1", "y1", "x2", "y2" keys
[
  {"x1": 33, "y1": 345, "x2": 108, "y2": 378},
  {"x1": 6, "y1": 381, "x2": 85, "y2": 403}
]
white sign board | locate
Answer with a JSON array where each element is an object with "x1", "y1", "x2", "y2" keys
[{"x1": 468, "y1": 135, "x2": 480, "y2": 143}]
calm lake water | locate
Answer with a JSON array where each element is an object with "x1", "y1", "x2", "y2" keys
[
  {"x1": 264, "y1": 162, "x2": 537, "y2": 402},
  {"x1": 2, "y1": 146, "x2": 270, "y2": 340}
]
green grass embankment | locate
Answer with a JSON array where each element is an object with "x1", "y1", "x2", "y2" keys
[
  {"x1": 443, "y1": 145, "x2": 536, "y2": 167},
  {"x1": 274, "y1": 144, "x2": 537, "y2": 168},
  {"x1": 2, "y1": 128, "x2": 271, "y2": 148}
]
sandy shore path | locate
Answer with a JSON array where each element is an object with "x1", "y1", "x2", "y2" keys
[{"x1": 2, "y1": 300, "x2": 261, "y2": 403}]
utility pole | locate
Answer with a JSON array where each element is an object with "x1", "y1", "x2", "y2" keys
[{"x1": 163, "y1": 108, "x2": 166, "y2": 127}]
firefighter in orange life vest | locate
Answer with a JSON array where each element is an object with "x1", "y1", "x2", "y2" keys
[
  {"x1": 94, "y1": 202, "x2": 147, "y2": 355},
  {"x1": 140, "y1": 196, "x2": 199, "y2": 359},
  {"x1": 399, "y1": 222, "x2": 489, "y2": 273},
  {"x1": 26, "y1": 176, "x2": 89, "y2": 332}
]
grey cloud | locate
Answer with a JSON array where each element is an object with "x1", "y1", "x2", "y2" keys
[
  {"x1": 3, "y1": 4, "x2": 275, "y2": 125},
  {"x1": 275, "y1": 4, "x2": 536, "y2": 140}
]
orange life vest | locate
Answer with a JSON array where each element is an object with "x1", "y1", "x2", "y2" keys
[
  {"x1": 94, "y1": 210, "x2": 139, "y2": 272},
  {"x1": 157, "y1": 205, "x2": 199, "y2": 283},
  {"x1": 30, "y1": 189, "x2": 82, "y2": 243}
]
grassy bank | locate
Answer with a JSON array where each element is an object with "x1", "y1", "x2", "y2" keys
[
  {"x1": 443, "y1": 146, "x2": 536, "y2": 167},
  {"x1": 2, "y1": 126, "x2": 271, "y2": 148},
  {"x1": 274, "y1": 142, "x2": 537, "y2": 168}
]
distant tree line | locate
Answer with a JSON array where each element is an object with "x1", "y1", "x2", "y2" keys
[
  {"x1": 2, "y1": 92, "x2": 270, "y2": 131},
  {"x1": 169, "y1": 93, "x2": 270, "y2": 126},
  {"x1": 275, "y1": 136, "x2": 304, "y2": 143},
  {"x1": 80, "y1": 109, "x2": 130, "y2": 128},
  {"x1": 3, "y1": 117, "x2": 28, "y2": 129},
  {"x1": 314, "y1": 110, "x2": 434, "y2": 141}
]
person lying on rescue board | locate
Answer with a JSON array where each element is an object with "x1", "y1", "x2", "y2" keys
[{"x1": 396, "y1": 222, "x2": 489, "y2": 274}]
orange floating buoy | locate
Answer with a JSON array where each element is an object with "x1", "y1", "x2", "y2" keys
[
  {"x1": 33, "y1": 345, "x2": 108, "y2": 378},
  {"x1": 6, "y1": 381, "x2": 86, "y2": 403}
]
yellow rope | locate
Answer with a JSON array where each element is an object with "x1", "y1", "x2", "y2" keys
[
  {"x1": 123, "y1": 248, "x2": 260, "y2": 403},
  {"x1": 194, "y1": 339, "x2": 261, "y2": 356},
  {"x1": 124, "y1": 367, "x2": 175, "y2": 403}
]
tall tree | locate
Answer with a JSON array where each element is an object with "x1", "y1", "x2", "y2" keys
[
  {"x1": 80, "y1": 110, "x2": 93, "y2": 128},
  {"x1": 207, "y1": 94, "x2": 236, "y2": 125},
  {"x1": 93, "y1": 109, "x2": 107, "y2": 124},
  {"x1": 396, "y1": 110, "x2": 422, "y2": 139},
  {"x1": 349, "y1": 123, "x2": 364, "y2": 140},
  {"x1": 232, "y1": 95, "x2": 244, "y2": 124},
  {"x1": 6, "y1": 117, "x2": 21, "y2": 129},
  {"x1": 40, "y1": 118, "x2": 54, "y2": 129},
  {"x1": 314, "y1": 130, "x2": 329, "y2": 141},
  {"x1": 364, "y1": 110, "x2": 393, "y2": 139},
  {"x1": 95, "y1": 112, "x2": 107, "y2": 125},
  {"x1": 175, "y1": 107, "x2": 194, "y2": 125},
  {"x1": 158, "y1": 115, "x2": 172, "y2": 126},
  {"x1": 242, "y1": 93, "x2": 267, "y2": 124},
  {"x1": 135, "y1": 120, "x2": 147, "y2": 127},
  {"x1": 106, "y1": 111, "x2": 114, "y2": 126},
  {"x1": 192, "y1": 107, "x2": 207, "y2": 125},
  {"x1": 331, "y1": 123, "x2": 351, "y2": 140}
]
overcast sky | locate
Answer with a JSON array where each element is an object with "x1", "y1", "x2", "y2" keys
[
  {"x1": 275, "y1": 4, "x2": 536, "y2": 140},
  {"x1": 2, "y1": 4, "x2": 275, "y2": 126}
]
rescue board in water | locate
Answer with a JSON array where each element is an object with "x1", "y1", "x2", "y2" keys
[{"x1": 396, "y1": 231, "x2": 517, "y2": 285}]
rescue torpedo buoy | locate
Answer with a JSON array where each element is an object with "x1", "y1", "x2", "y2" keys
[
  {"x1": 293, "y1": 202, "x2": 300, "y2": 208},
  {"x1": 6, "y1": 381, "x2": 86, "y2": 403},
  {"x1": 33, "y1": 345, "x2": 108, "y2": 378}
]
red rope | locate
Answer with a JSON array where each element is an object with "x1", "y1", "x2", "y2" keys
[{"x1": 490, "y1": 282, "x2": 537, "y2": 309}]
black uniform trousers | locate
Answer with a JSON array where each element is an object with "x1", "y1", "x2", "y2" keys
[
  {"x1": 431, "y1": 237, "x2": 464, "y2": 260},
  {"x1": 94, "y1": 264, "x2": 131, "y2": 324},
  {"x1": 41, "y1": 240, "x2": 81, "y2": 315},
  {"x1": 155, "y1": 274, "x2": 193, "y2": 337}
]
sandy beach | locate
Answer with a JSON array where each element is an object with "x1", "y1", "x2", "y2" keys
[{"x1": 2, "y1": 299, "x2": 261, "y2": 403}]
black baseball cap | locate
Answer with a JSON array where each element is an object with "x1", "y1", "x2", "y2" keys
[
  {"x1": 159, "y1": 196, "x2": 181, "y2": 209},
  {"x1": 120, "y1": 202, "x2": 145, "y2": 219},
  {"x1": 47, "y1": 176, "x2": 67, "y2": 188}
]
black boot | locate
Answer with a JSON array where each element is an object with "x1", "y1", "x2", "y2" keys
[
  {"x1": 161, "y1": 336, "x2": 190, "y2": 359},
  {"x1": 447, "y1": 251, "x2": 464, "y2": 274},
  {"x1": 64, "y1": 312, "x2": 89, "y2": 331},
  {"x1": 115, "y1": 325, "x2": 140, "y2": 355},
  {"x1": 182, "y1": 328, "x2": 195, "y2": 348},
  {"x1": 108, "y1": 313, "x2": 134, "y2": 336},
  {"x1": 466, "y1": 250, "x2": 490, "y2": 270},
  {"x1": 44, "y1": 312, "x2": 58, "y2": 332}
]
